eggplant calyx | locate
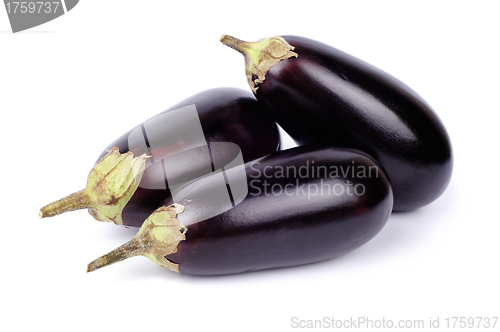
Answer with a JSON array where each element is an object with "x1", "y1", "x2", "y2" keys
[
  {"x1": 86, "y1": 204, "x2": 187, "y2": 273},
  {"x1": 220, "y1": 35, "x2": 297, "y2": 93},
  {"x1": 39, "y1": 147, "x2": 149, "y2": 226}
]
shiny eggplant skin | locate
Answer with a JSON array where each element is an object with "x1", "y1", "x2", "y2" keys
[
  {"x1": 254, "y1": 35, "x2": 452, "y2": 211},
  {"x1": 98, "y1": 87, "x2": 280, "y2": 227},
  {"x1": 165, "y1": 145, "x2": 393, "y2": 275}
]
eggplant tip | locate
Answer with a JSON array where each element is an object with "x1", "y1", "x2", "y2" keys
[
  {"x1": 220, "y1": 34, "x2": 297, "y2": 93},
  {"x1": 86, "y1": 262, "x2": 97, "y2": 273},
  {"x1": 86, "y1": 256, "x2": 110, "y2": 273}
]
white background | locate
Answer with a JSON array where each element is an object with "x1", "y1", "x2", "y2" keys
[{"x1": 1, "y1": 1, "x2": 499, "y2": 331}]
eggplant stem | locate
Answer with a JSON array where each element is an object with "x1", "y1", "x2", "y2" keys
[
  {"x1": 38, "y1": 147, "x2": 149, "y2": 225},
  {"x1": 86, "y1": 204, "x2": 187, "y2": 273},
  {"x1": 220, "y1": 34, "x2": 298, "y2": 93},
  {"x1": 219, "y1": 35, "x2": 249, "y2": 55},
  {"x1": 87, "y1": 238, "x2": 144, "y2": 272},
  {"x1": 39, "y1": 190, "x2": 91, "y2": 218}
]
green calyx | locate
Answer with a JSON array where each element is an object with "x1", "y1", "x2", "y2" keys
[
  {"x1": 220, "y1": 34, "x2": 298, "y2": 93},
  {"x1": 39, "y1": 147, "x2": 149, "y2": 226},
  {"x1": 86, "y1": 204, "x2": 187, "y2": 273}
]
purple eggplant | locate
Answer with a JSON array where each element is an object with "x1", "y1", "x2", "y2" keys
[
  {"x1": 40, "y1": 87, "x2": 281, "y2": 226},
  {"x1": 87, "y1": 145, "x2": 393, "y2": 275},
  {"x1": 221, "y1": 35, "x2": 453, "y2": 211}
]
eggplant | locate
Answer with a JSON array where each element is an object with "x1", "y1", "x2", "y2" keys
[
  {"x1": 40, "y1": 87, "x2": 281, "y2": 226},
  {"x1": 87, "y1": 145, "x2": 393, "y2": 275},
  {"x1": 221, "y1": 35, "x2": 453, "y2": 211}
]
